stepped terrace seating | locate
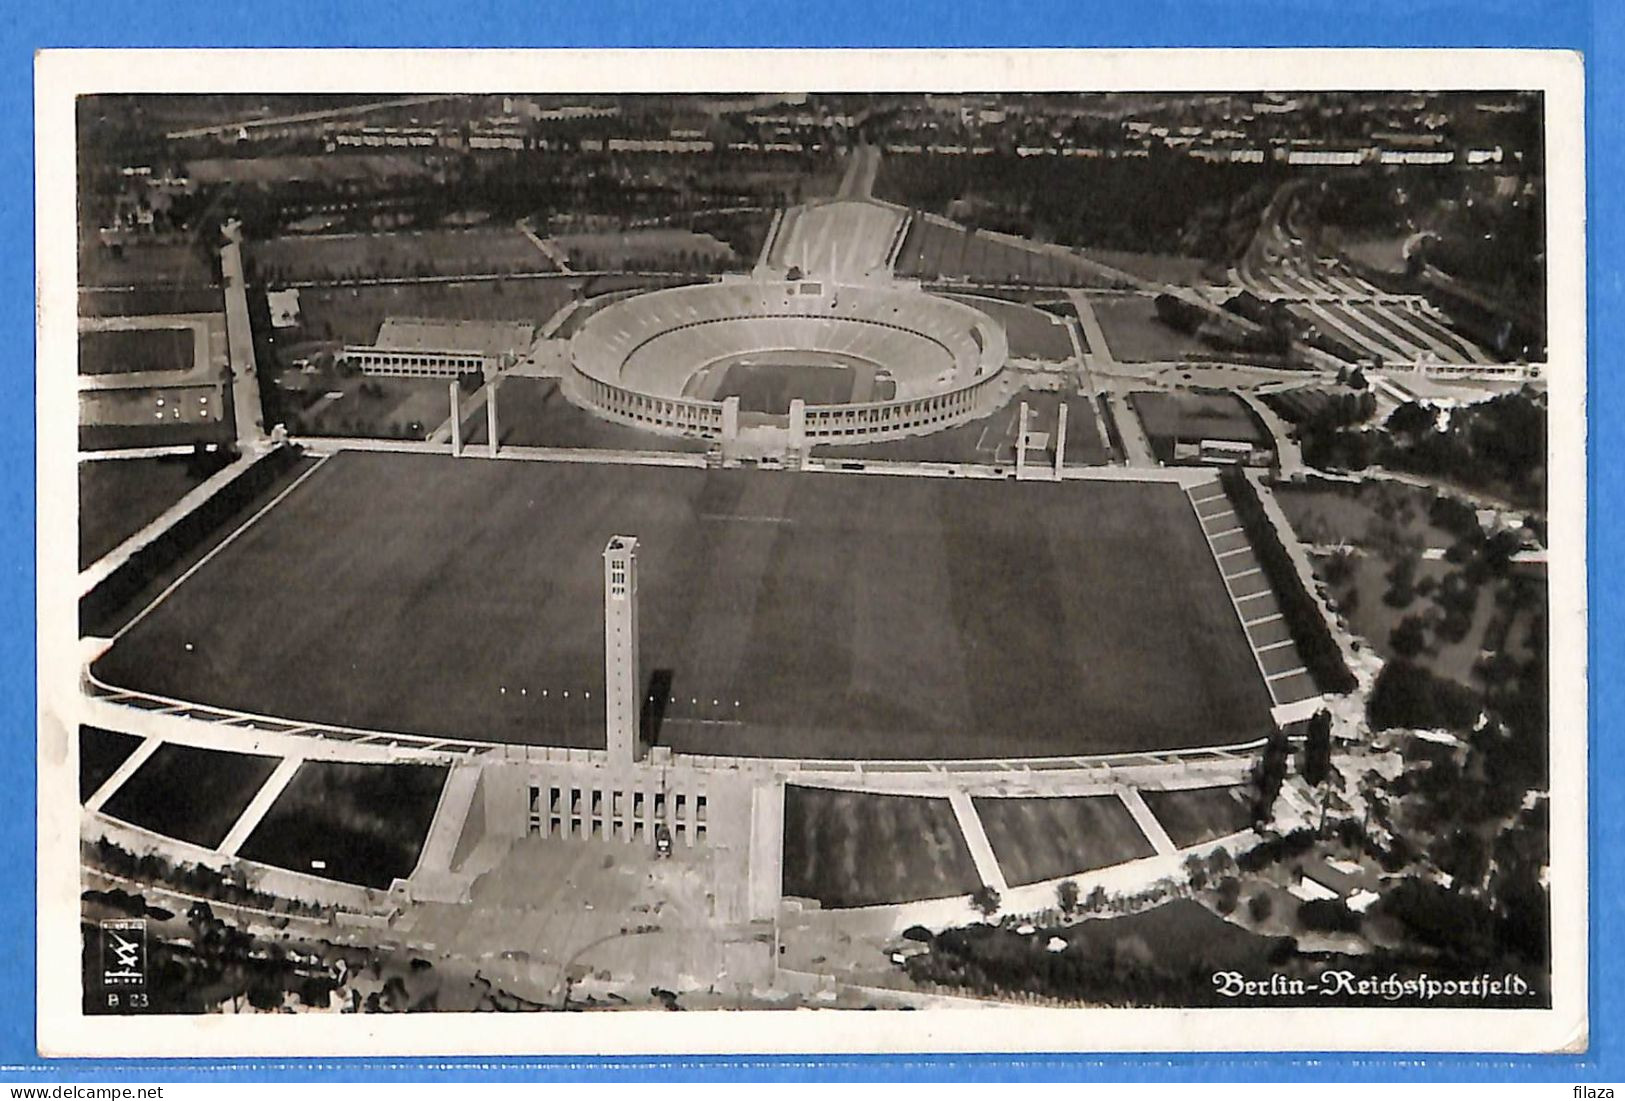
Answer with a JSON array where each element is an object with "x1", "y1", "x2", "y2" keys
[{"x1": 575, "y1": 281, "x2": 1001, "y2": 397}]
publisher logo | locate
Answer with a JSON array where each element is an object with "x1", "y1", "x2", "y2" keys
[{"x1": 100, "y1": 918, "x2": 146, "y2": 989}]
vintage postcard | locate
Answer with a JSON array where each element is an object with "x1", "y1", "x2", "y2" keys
[{"x1": 34, "y1": 48, "x2": 1587, "y2": 1056}]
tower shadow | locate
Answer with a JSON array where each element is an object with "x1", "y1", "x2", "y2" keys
[{"x1": 641, "y1": 668, "x2": 674, "y2": 748}]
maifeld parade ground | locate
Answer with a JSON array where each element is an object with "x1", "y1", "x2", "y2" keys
[{"x1": 93, "y1": 451, "x2": 1275, "y2": 760}]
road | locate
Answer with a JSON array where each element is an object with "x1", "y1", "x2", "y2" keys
[
  {"x1": 220, "y1": 222, "x2": 268, "y2": 447},
  {"x1": 837, "y1": 143, "x2": 882, "y2": 200},
  {"x1": 517, "y1": 217, "x2": 572, "y2": 273},
  {"x1": 1236, "y1": 390, "x2": 1306, "y2": 479},
  {"x1": 165, "y1": 94, "x2": 456, "y2": 140}
]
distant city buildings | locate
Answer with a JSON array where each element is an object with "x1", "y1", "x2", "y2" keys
[{"x1": 150, "y1": 90, "x2": 1536, "y2": 171}]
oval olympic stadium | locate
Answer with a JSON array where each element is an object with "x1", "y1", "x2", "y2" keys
[{"x1": 567, "y1": 278, "x2": 1008, "y2": 445}]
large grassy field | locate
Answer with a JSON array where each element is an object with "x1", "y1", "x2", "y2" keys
[
  {"x1": 82, "y1": 453, "x2": 320, "y2": 638},
  {"x1": 78, "y1": 287, "x2": 224, "y2": 319},
  {"x1": 78, "y1": 387, "x2": 234, "y2": 454},
  {"x1": 93, "y1": 453, "x2": 1273, "y2": 759}
]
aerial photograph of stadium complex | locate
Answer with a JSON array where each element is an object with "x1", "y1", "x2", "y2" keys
[{"x1": 69, "y1": 88, "x2": 1553, "y2": 1016}]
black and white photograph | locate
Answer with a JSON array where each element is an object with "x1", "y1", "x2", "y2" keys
[{"x1": 34, "y1": 49, "x2": 1587, "y2": 1057}]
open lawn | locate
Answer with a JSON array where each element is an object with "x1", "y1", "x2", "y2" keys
[
  {"x1": 813, "y1": 389, "x2": 1107, "y2": 467},
  {"x1": 942, "y1": 294, "x2": 1076, "y2": 361},
  {"x1": 249, "y1": 228, "x2": 554, "y2": 283},
  {"x1": 972, "y1": 795, "x2": 1155, "y2": 887},
  {"x1": 93, "y1": 452, "x2": 1273, "y2": 759},
  {"x1": 79, "y1": 287, "x2": 224, "y2": 319},
  {"x1": 100, "y1": 744, "x2": 280, "y2": 849},
  {"x1": 238, "y1": 761, "x2": 447, "y2": 889},
  {"x1": 461, "y1": 377, "x2": 709, "y2": 452},
  {"x1": 79, "y1": 329, "x2": 195, "y2": 376},
  {"x1": 895, "y1": 220, "x2": 1122, "y2": 288},
  {"x1": 550, "y1": 228, "x2": 736, "y2": 271},
  {"x1": 1338, "y1": 235, "x2": 1410, "y2": 277},
  {"x1": 80, "y1": 456, "x2": 226, "y2": 568},
  {"x1": 291, "y1": 376, "x2": 454, "y2": 440},
  {"x1": 1089, "y1": 294, "x2": 1215, "y2": 362},
  {"x1": 1079, "y1": 248, "x2": 1218, "y2": 285},
  {"x1": 294, "y1": 279, "x2": 578, "y2": 347},
  {"x1": 1139, "y1": 784, "x2": 1255, "y2": 849},
  {"x1": 78, "y1": 387, "x2": 233, "y2": 453},
  {"x1": 782, "y1": 787, "x2": 980, "y2": 907},
  {"x1": 79, "y1": 240, "x2": 215, "y2": 289}
]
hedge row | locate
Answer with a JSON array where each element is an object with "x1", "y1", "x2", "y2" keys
[
  {"x1": 1096, "y1": 393, "x2": 1126, "y2": 464},
  {"x1": 1219, "y1": 466, "x2": 1357, "y2": 695},
  {"x1": 82, "y1": 445, "x2": 305, "y2": 636}
]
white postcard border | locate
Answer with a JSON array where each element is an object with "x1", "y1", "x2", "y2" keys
[{"x1": 35, "y1": 47, "x2": 1588, "y2": 1058}]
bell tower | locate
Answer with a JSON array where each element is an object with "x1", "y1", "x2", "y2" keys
[{"x1": 603, "y1": 536, "x2": 642, "y2": 765}]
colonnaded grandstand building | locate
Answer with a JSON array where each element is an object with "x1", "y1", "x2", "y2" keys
[
  {"x1": 341, "y1": 317, "x2": 535, "y2": 378},
  {"x1": 79, "y1": 189, "x2": 1349, "y2": 947}
]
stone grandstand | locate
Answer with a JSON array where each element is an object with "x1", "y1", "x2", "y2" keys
[{"x1": 754, "y1": 199, "x2": 912, "y2": 283}]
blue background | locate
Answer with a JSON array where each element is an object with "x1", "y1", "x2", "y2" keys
[{"x1": 2, "y1": 0, "x2": 1614, "y2": 1082}]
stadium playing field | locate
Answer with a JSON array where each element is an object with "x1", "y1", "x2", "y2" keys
[
  {"x1": 92, "y1": 452, "x2": 1273, "y2": 760},
  {"x1": 682, "y1": 351, "x2": 885, "y2": 414}
]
